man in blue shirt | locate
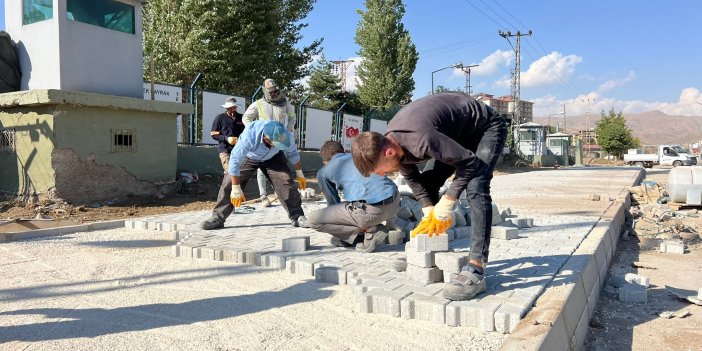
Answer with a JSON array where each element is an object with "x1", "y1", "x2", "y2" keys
[
  {"x1": 201, "y1": 120, "x2": 309, "y2": 230},
  {"x1": 307, "y1": 140, "x2": 399, "y2": 253}
]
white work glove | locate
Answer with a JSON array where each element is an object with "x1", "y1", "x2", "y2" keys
[
  {"x1": 230, "y1": 184, "x2": 246, "y2": 207},
  {"x1": 295, "y1": 170, "x2": 306, "y2": 190},
  {"x1": 227, "y1": 136, "x2": 238, "y2": 145}
]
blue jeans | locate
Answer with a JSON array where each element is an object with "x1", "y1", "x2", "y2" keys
[{"x1": 419, "y1": 111, "x2": 507, "y2": 264}]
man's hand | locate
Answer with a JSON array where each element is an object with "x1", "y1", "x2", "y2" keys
[
  {"x1": 227, "y1": 136, "x2": 238, "y2": 145},
  {"x1": 295, "y1": 170, "x2": 306, "y2": 190},
  {"x1": 230, "y1": 184, "x2": 246, "y2": 207},
  {"x1": 410, "y1": 206, "x2": 434, "y2": 238},
  {"x1": 410, "y1": 197, "x2": 455, "y2": 237}
]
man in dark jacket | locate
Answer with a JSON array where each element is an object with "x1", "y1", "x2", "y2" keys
[
  {"x1": 211, "y1": 96, "x2": 245, "y2": 173},
  {"x1": 351, "y1": 92, "x2": 507, "y2": 301}
]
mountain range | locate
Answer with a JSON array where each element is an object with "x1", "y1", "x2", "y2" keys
[{"x1": 532, "y1": 110, "x2": 702, "y2": 146}]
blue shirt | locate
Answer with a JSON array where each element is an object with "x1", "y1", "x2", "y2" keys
[
  {"x1": 317, "y1": 153, "x2": 397, "y2": 205},
  {"x1": 228, "y1": 120, "x2": 301, "y2": 176}
]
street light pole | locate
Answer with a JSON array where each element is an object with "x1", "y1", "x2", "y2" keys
[
  {"x1": 431, "y1": 62, "x2": 463, "y2": 94},
  {"x1": 548, "y1": 111, "x2": 564, "y2": 132},
  {"x1": 460, "y1": 64, "x2": 479, "y2": 95}
]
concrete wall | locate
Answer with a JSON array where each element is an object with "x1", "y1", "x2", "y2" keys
[
  {"x1": 4, "y1": 0, "x2": 143, "y2": 98},
  {"x1": 0, "y1": 89, "x2": 192, "y2": 203},
  {"x1": 5, "y1": 0, "x2": 62, "y2": 90}
]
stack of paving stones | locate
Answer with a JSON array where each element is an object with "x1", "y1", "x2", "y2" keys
[{"x1": 126, "y1": 195, "x2": 599, "y2": 333}]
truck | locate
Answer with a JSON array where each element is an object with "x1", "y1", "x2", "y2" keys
[{"x1": 624, "y1": 145, "x2": 697, "y2": 168}]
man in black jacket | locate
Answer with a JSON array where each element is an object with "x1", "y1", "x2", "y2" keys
[
  {"x1": 211, "y1": 96, "x2": 245, "y2": 173},
  {"x1": 351, "y1": 92, "x2": 507, "y2": 301}
]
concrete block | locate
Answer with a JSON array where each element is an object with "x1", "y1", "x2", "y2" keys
[
  {"x1": 443, "y1": 271, "x2": 458, "y2": 284},
  {"x1": 618, "y1": 282, "x2": 647, "y2": 303},
  {"x1": 359, "y1": 288, "x2": 412, "y2": 317},
  {"x1": 445, "y1": 300, "x2": 501, "y2": 331},
  {"x1": 282, "y1": 236, "x2": 310, "y2": 252},
  {"x1": 400, "y1": 293, "x2": 450, "y2": 324},
  {"x1": 505, "y1": 217, "x2": 528, "y2": 228},
  {"x1": 491, "y1": 203, "x2": 503, "y2": 225},
  {"x1": 293, "y1": 258, "x2": 322, "y2": 276},
  {"x1": 222, "y1": 250, "x2": 237, "y2": 263},
  {"x1": 452, "y1": 206, "x2": 467, "y2": 227},
  {"x1": 698, "y1": 288, "x2": 702, "y2": 300},
  {"x1": 585, "y1": 193, "x2": 601, "y2": 201},
  {"x1": 387, "y1": 230, "x2": 405, "y2": 245},
  {"x1": 406, "y1": 251, "x2": 435, "y2": 268},
  {"x1": 494, "y1": 303, "x2": 529, "y2": 334},
  {"x1": 261, "y1": 253, "x2": 286, "y2": 269},
  {"x1": 406, "y1": 234, "x2": 449, "y2": 252},
  {"x1": 659, "y1": 239, "x2": 685, "y2": 254},
  {"x1": 500, "y1": 207, "x2": 512, "y2": 218},
  {"x1": 434, "y1": 252, "x2": 470, "y2": 273},
  {"x1": 491, "y1": 226, "x2": 518, "y2": 240},
  {"x1": 406, "y1": 265, "x2": 443, "y2": 285},
  {"x1": 315, "y1": 266, "x2": 348, "y2": 285},
  {"x1": 624, "y1": 273, "x2": 650, "y2": 287}
]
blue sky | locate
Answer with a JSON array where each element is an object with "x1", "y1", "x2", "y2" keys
[
  {"x1": 3, "y1": 1, "x2": 701, "y2": 116},
  {"x1": 298, "y1": 0, "x2": 702, "y2": 117}
]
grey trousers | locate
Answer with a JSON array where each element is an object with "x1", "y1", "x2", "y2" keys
[
  {"x1": 307, "y1": 194, "x2": 400, "y2": 244},
  {"x1": 257, "y1": 169, "x2": 269, "y2": 197},
  {"x1": 212, "y1": 151, "x2": 304, "y2": 223}
]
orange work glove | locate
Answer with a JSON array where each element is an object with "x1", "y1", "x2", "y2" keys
[
  {"x1": 230, "y1": 184, "x2": 246, "y2": 207},
  {"x1": 295, "y1": 170, "x2": 306, "y2": 190}
]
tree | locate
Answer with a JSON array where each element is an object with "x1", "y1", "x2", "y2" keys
[
  {"x1": 306, "y1": 56, "x2": 343, "y2": 111},
  {"x1": 594, "y1": 108, "x2": 638, "y2": 158},
  {"x1": 429, "y1": 85, "x2": 464, "y2": 95},
  {"x1": 354, "y1": 0, "x2": 418, "y2": 109},
  {"x1": 143, "y1": 0, "x2": 322, "y2": 96}
]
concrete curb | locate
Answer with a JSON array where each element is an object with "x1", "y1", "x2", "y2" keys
[
  {"x1": 0, "y1": 220, "x2": 126, "y2": 242},
  {"x1": 499, "y1": 169, "x2": 643, "y2": 351}
]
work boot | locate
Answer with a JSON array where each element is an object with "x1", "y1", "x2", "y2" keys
[
  {"x1": 201, "y1": 216, "x2": 224, "y2": 230},
  {"x1": 260, "y1": 195, "x2": 271, "y2": 208},
  {"x1": 356, "y1": 225, "x2": 389, "y2": 253},
  {"x1": 443, "y1": 264, "x2": 486, "y2": 301}
]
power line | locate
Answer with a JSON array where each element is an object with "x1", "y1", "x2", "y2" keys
[
  {"x1": 461, "y1": 0, "x2": 506, "y2": 28},
  {"x1": 477, "y1": 0, "x2": 516, "y2": 30},
  {"x1": 490, "y1": 0, "x2": 529, "y2": 30}
]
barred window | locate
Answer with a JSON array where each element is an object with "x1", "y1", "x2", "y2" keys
[
  {"x1": 111, "y1": 129, "x2": 135, "y2": 152},
  {"x1": 67, "y1": 0, "x2": 135, "y2": 34},
  {"x1": 0, "y1": 128, "x2": 17, "y2": 153}
]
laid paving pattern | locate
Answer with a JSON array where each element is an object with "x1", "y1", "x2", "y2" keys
[{"x1": 124, "y1": 167, "x2": 641, "y2": 334}]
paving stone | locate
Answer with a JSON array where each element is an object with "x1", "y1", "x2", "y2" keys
[
  {"x1": 659, "y1": 239, "x2": 685, "y2": 254},
  {"x1": 452, "y1": 206, "x2": 467, "y2": 227},
  {"x1": 406, "y1": 234, "x2": 449, "y2": 252},
  {"x1": 491, "y1": 203, "x2": 503, "y2": 225},
  {"x1": 624, "y1": 273, "x2": 650, "y2": 287},
  {"x1": 315, "y1": 266, "x2": 348, "y2": 285},
  {"x1": 172, "y1": 244, "x2": 180, "y2": 257},
  {"x1": 618, "y1": 282, "x2": 647, "y2": 303},
  {"x1": 406, "y1": 264, "x2": 443, "y2": 285},
  {"x1": 494, "y1": 302, "x2": 530, "y2": 334},
  {"x1": 261, "y1": 252, "x2": 287, "y2": 269},
  {"x1": 387, "y1": 230, "x2": 405, "y2": 245},
  {"x1": 491, "y1": 226, "x2": 518, "y2": 240},
  {"x1": 400, "y1": 293, "x2": 450, "y2": 324},
  {"x1": 505, "y1": 217, "x2": 528, "y2": 228},
  {"x1": 698, "y1": 288, "x2": 702, "y2": 300},
  {"x1": 406, "y1": 251, "x2": 435, "y2": 268},
  {"x1": 282, "y1": 236, "x2": 310, "y2": 252},
  {"x1": 585, "y1": 194, "x2": 601, "y2": 201},
  {"x1": 500, "y1": 207, "x2": 512, "y2": 219},
  {"x1": 434, "y1": 252, "x2": 470, "y2": 273},
  {"x1": 359, "y1": 288, "x2": 412, "y2": 317},
  {"x1": 445, "y1": 300, "x2": 501, "y2": 331}
]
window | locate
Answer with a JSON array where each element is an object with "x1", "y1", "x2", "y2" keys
[
  {"x1": 1, "y1": 128, "x2": 17, "y2": 153},
  {"x1": 519, "y1": 130, "x2": 537, "y2": 141},
  {"x1": 23, "y1": 0, "x2": 53, "y2": 25},
  {"x1": 67, "y1": 0, "x2": 135, "y2": 34},
  {"x1": 549, "y1": 139, "x2": 563, "y2": 147},
  {"x1": 111, "y1": 129, "x2": 135, "y2": 152}
]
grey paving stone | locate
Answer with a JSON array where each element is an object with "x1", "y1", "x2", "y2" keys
[
  {"x1": 406, "y1": 251, "x2": 435, "y2": 268},
  {"x1": 406, "y1": 265, "x2": 443, "y2": 285},
  {"x1": 446, "y1": 300, "x2": 501, "y2": 331},
  {"x1": 494, "y1": 302, "x2": 531, "y2": 334},
  {"x1": 359, "y1": 288, "x2": 412, "y2": 317},
  {"x1": 492, "y1": 226, "x2": 518, "y2": 240},
  {"x1": 406, "y1": 234, "x2": 449, "y2": 252},
  {"x1": 387, "y1": 230, "x2": 405, "y2": 245},
  {"x1": 400, "y1": 293, "x2": 450, "y2": 324},
  {"x1": 624, "y1": 273, "x2": 650, "y2": 287},
  {"x1": 434, "y1": 252, "x2": 470, "y2": 273},
  {"x1": 315, "y1": 266, "x2": 348, "y2": 285},
  {"x1": 282, "y1": 236, "x2": 310, "y2": 252}
]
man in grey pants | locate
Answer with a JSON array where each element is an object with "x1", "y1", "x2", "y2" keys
[
  {"x1": 307, "y1": 140, "x2": 399, "y2": 253},
  {"x1": 201, "y1": 120, "x2": 309, "y2": 230}
]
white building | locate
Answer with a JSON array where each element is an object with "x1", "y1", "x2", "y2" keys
[{"x1": 5, "y1": 0, "x2": 143, "y2": 98}]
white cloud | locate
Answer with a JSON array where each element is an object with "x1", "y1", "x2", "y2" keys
[
  {"x1": 471, "y1": 50, "x2": 513, "y2": 76},
  {"x1": 532, "y1": 87, "x2": 702, "y2": 117},
  {"x1": 492, "y1": 51, "x2": 582, "y2": 89},
  {"x1": 597, "y1": 71, "x2": 636, "y2": 92}
]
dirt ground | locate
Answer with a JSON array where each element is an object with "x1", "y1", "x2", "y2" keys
[{"x1": 585, "y1": 167, "x2": 702, "y2": 350}]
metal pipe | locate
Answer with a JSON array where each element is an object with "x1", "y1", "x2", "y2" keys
[
  {"x1": 335, "y1": 102, "x2": 347, "y2": 141},
  {"x1": 188, "y1": 72, "x2": 203, "y2": 145},
  {"x1": 298, "y1": 95, "x2": 310, "y2": 148}
]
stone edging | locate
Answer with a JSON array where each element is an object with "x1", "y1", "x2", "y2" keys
[
  {"x1": 499, "y1": 169, "x2": 644, "y2": 350},
  {"x1": 0, "y1": 220, "x2": 126, "y2": 243}
]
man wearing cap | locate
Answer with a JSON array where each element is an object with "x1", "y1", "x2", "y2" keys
[
  {"x1": 243, "y1": 78, "x2": 298, "y2": 208},
  {"x1": 201, "y1": 120, "x2": 310, "y2": 230},
  {"x1": 211, "y1": 97, "x2": 245, "y2": 173},
  {"x1": 307, "y1": 140, "x2": 399, "y2": 253}
]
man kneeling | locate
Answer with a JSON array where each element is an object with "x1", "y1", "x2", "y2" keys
[{"x1": 307, "y1": 140, "x2": 399, "y2": 253}]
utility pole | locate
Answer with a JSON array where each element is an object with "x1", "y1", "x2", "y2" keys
[
  {"x1": 563, "y1": 104, "x2": 567, "y2": 132},
  {"x1": 583, "y1": 98, "x2": 595, "y2": 157},
  {"x1": 331, "y1": 59, "x2": 354, "y2": 92},
  {"x1": 499, "y1": 30, "x2": 532, "y2": 128},
  {"x1": 460, "y1": 64, "x2": 479, "y2": 95}
]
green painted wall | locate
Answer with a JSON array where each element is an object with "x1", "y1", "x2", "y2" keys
[{"x1": 0, "y1": 107, "x2": 56, "y2": 195}]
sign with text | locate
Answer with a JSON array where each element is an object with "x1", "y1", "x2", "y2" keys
[
  {"x1": 143, "y1": 83, "x2": 184, "y2": 143},
  {"x1": 304, "y1": 108, "x2": 334, "y2": 149},
  {"x1": 341, "y1": 114, "x2": 363, "y2": 151}
]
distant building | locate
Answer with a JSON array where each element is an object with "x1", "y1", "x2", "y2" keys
[{"x1": 475, "y1": 93, "x2": 534, "y2": 124}]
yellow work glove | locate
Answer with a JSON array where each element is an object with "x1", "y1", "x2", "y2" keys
[
  {"x1": 230, "y1": 184, "x2": 246, "y2": 207},
  {"x1": 410, "y1": 206, "x2": 434, "y2": 238},
  {"x1": 295, "y1": 170, "x2": 306, "y2": 190},
  {"x1": 227, "y1": 136, "x2": 238, "y2": 145},
  {"x1": 431, "y1": 196, "x2": 456, "y2": 234}
]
